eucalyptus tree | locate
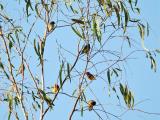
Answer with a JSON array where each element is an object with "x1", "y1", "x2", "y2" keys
[{"x1": 0, "y1": 0, "x2": 158, "y2": 120}]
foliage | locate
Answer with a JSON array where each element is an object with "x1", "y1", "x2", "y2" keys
[{"x1": 0, "y1": 0, "x2": 158, "y2": 120}]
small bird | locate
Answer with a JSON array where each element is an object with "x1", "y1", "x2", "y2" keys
[
  {"x1": 81, "y1": 44, "x2": 90, "y2": 55},
  {"x1": 47, "y1": 21, "x2": 55, "y2": 32},
  {"x1": 86, "y1": 72, "x2": 95, "y2": 80},
  {"x1": 52, "y1": 84, "x2": 59, "y2": 94},
  {"x1": 88, "y1": 100, "x2": 96, "y2": 111}
]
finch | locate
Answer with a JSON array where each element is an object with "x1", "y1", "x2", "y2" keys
[
  {"x1": 88, "y1": 100, "x2": 96, "y2": 111},
  {"x1": 47, "y1": 21, "x2": 55, "y2": 32},
  {"x1": 52, "y1": 84, "x2": 59, "y2": 94},
  {"x1": 86, "y1": 72, "x2": 95, "y2": 80},
  {"x1": 81, "y1": 44, "x2": 90, "y2": 55}
]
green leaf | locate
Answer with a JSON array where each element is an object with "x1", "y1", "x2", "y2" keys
[
  {"x1": 8, "y1": 112, "x2": 11, "y2": 120},
  {"x1": 124, "y1": 85, "x2": 128, "y2": 98},
  {"x1": 119, "y1": 84, "x2": 134, "y2": 108},
  {"x1": 7, "y1": 33, "x2": 15, "y2": 43},
  {"x1": 25, "y1": 0, "x2": 33, "y2": 17},
  {"x1": 34, "y1": 39, "x2": 40, "y2": 57},
  {"x1": 82, "y1": 92, "x2": 86, "y2": 101},
  {"x1": 138, "y1": 23, "x2": 145, "y2": 40},
  {"x1": 59, "y1": 61, "x2": 64, "y2": 88},
  {"x1": 129, "y1": 19, "x2": 140, "y2": 23},
  {"x1": 127, "y1": 91, "x2": 132, "y2": 108},
  {"x1": 71, "y1": 19, "x2": 85, "y2": 24},
  {"x1": 115, "y1": 68, "x2": 122, "y2": 71},
  {"x1": 106, "y1": 0, "x2": 112, "y2": 8},
  {"x1": 128, "y1": 0, "x2": 134, "y2": 12},
  {"x1": 150, "y1": 57, "x2": 156, "y2": 72},
  {"x1": 135, "y1": 8, "x2": 140, "y2": 14},
  {"x1": 9, "y1": 41, "x2": 13, "y2": 52},
  {"x1": 135, "y1": 0, "x2": 138, "y2": 6},
  {"x1": 7, "y1": 94, "x2": 13, "y2": 120},
  {"x1": 0, "y1": 4, "x2": 3, "y2": 10},
  {"x1": 81, "y1": 106, "x2": 84, "y2": 117},
  {"x1": 15, "y1": 30, "x2": 20, "y2": 43},
  {"x1": 14, "y1": 96, "x2": 20, "y2": 106},
  {"x1": 103, "y1": 3, "x2": 111, "y2": 17},
  {"x1": 71, "y1": 26, "x2": 84, "y2": 39},
  {"x1": 72, "y1": 89, "x2": 77, "y2": 96},
  {"x1": 40, "y1": 40, "x2": 45, "y2": 57},
  {"x1": 92, "y1": 14, "x2": 102, "y2": 44},
  {"x1": 120, "y1": 1, "x2": 124, "y2": 12},
  {"x1": 119, "y1": 83, "x2": 124, "y2": 95},
  {"x1": 112, "y1": 87, "x2": 116, "y2": 92},
  {"x1": 0, "y1": 61, "x2": 10, "y2": 79},
  {"x1": 126, "y1": 36, "x2": 131, "y2": 47},
  {"x1": 131, "y1": 93, "x2": 134, "y2": 108},
  {"x1": 0, "y1": 61, "x2": 4, "y2": 69},
  {"x1": 67, "y1": 63, "x2": 71, "y2": 83},
  {"x1": 111, "y1": 22, "x2": 116, "y2": 29},
  {"x1": 70, "y1": 5, "x2": 79, "y2": 14},
  {"x1": 147, "y1": 22, "x2": 149, "y2": 36},
  {"x1": 112, "y1": 87, "x2": 120, "y2": 100},
  {"x1": 35, "y1": 3, "x2": 41, "y2": 18},
  {"x1": 32, "y1": 91, "x2": 36, "y2": 101},
  {"x1": 36, "y1": 101, "x2": 41, "y2": 109},
  {"x1": 124, "y1": 7, "x2": 130, "y2": 32},
  {"x1": 39, "y1": 89, "x2": 53, "y2": 107},
  {"x1": 114, "y1": 5, "x2": 120, "y2": 26},
  {"x1": 113, "y1": 69, "x2": 118, "y2": 77}
]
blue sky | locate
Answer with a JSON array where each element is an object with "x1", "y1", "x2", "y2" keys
[
  {"x1": 123, "y1": 1, "x2": 160, "y2": 120},
  {"x1": 0, "y1": 0, "x2": 160, "y2": 120}
]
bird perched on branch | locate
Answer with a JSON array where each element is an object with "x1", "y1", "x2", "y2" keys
[
  {"x1": 52, "y1": 84, "x2": 59, "y2": 94},
  {"x1": 86, "y1": 72, "x2": 95, "y2": 80},
  {"x1": 81, "y1": 44, "x2": 90, "y2": 55},
  {"x1": 88, "y1": 100, "x2": 96, "y2": 111},
  {"x1": 47, "y1": 21, "x2": 55, "y2": 32}
]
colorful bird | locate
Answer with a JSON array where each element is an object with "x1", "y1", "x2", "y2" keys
[
  {"x1": 88, "y1": 100, "x2": 96, "y2": 111},
  {"x1": 81, "y1": 44, "x2": 90, "y2": 55},
  {"x1": 47, "y1": 21, "x2": 55, "y2": 32},
  {"x1": 52, "y1": 84, "x2": 59, "y2": 94},
  {"x1": 86, "y1": 72, "x2": 95, "y2": 80}
]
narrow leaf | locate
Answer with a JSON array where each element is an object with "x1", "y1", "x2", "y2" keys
[
  {"x1": 67, "y1": 63, "x2": 71, "y2": 83},
  {"x1": 59, "y1": 61, "x2": 64, "y2": 88},
  {"x1": 71, "y1": 26, "x2": 84, "y2": 39},
  {"x1": 107, "y1": 69, "x2": 111, "y2": 85},
  {"x1": 124, "y1": 8, "x2": 130, "y2": 32},
  {"x1": 114, "y1": 5, "x2": 120, "y2": 26}
]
